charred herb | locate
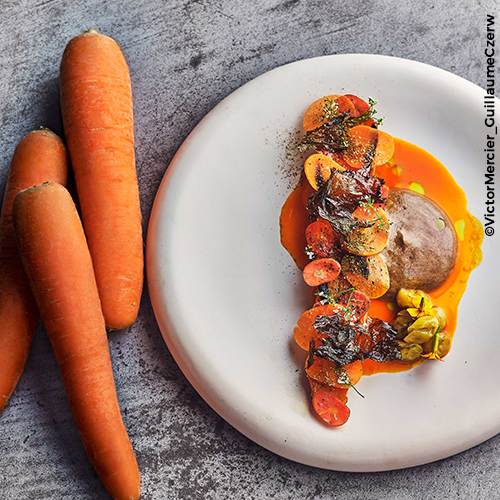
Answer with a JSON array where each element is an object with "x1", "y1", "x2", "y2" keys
[
  {"x1": 306, "y1": 169, "x2": 387, "y2": 238},
  {"x1": 298, "y1": 114, "x2": 350, "y2": 153},
  {"x1": 309, "y1": 313, "x2": 402, "y2": 367}
]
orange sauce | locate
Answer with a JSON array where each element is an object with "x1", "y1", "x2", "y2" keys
[{"x1": 280, "y1": 138, "x2": 484, "y2": 376}]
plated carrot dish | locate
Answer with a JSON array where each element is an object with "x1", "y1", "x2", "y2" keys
[{"x1": 280, "y1": 94, "x2": 484, "y2": 426}]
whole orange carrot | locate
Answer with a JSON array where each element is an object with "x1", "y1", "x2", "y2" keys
[
  {"x1": 0, "y1": 130, "x2": 68, "y2": 414},
  {"x1": 13, "y1": 182, "x2": 140, "y2": 500},
  {"x1": 60, "y1": 30, "x2": 143, "y2": 330}
]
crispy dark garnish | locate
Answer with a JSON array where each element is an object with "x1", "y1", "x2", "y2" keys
[
  {"x1": 299, "y1": 114, "x2": 350, "y2": 153},
  {"x1": 306, "y1": 168, "x2": 387, "y2": 238},
  {"x1": 310, "y1": 313, "x2": 402, "y2": 366}
]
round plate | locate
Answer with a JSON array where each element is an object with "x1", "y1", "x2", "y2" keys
[{"x1": 146, "y1": 54, "x2": 499, "y2": 472}]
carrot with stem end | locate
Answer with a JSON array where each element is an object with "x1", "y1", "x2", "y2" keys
[
  {"x1": 0, "y1": 130, "x2": 68, "y2": 414},
  {"x1": 12, "y1": 182, "x2": 140, "y2": 500},
  {"x1": 60, "y1": 30, "x2": 143, "y2": 330}
]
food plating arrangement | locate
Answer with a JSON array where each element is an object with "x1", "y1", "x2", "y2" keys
[{"x1": 280, "y1": 94, "x2": 483, "y2": 426}]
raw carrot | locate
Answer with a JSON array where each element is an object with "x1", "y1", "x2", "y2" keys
[
  {"x1": 0, "y1": 130, "x2": 68, "y2": 414},
  {"x1": 12, "y1": 182, "x2": 140, "y2": 500},
  {"x1": 60, "y1": 31, "x2": 143, "y2": 330}
]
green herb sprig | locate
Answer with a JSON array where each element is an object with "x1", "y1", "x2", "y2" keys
[{"x1": 346, "y1": 97, "x2": 384, "y2": 126}]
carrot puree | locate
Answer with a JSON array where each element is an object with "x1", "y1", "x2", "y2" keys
[{"x1": 280, "y1": 137, "x2": 484, "y2": 376}]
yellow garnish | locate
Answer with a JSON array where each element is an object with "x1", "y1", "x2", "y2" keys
[
  {"x1": 409, "y1": 182, "x2": 425, "y2": 194},
  {"x1": 421, "y1": 351, "x2": 443, "y2": 361},
  {"x1": 421, "y1": 326, "x2": 444, "y2": 361},
  {"x1": 455, "y1": 219, "x2": 465, "y2": 242},
  {"x1": 410, "y1": 296, "x2": 423, "y2": 308},
  {"x1": 408, "y1": 295, "x2": 436, "y2": 318}
]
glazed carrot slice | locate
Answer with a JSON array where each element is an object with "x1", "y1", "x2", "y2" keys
[
  {"x1": 306, "y1": 357, "x2": 363, "y2": 389},
  {"x1": 312, "y1": 391, "x2": 350, "y2": 426},
  {"x1": 294, "y1": 304, "x2": 343, "y2": 350},
  {"x1": 343, "y1": 94, "x2": 370, "y2": 118},
  {"x1": 308, "y1": 375, "x2": 348, "y2": 404},
  {"x1": 303, "y1": 258, "x2": 341, "y2": 286},
  {"x1": 0, "y1": 130, "x2": 68, "y2": 414},
  {"x1": 341, "y1": 253, "x2": 390, "y2": 299},
  {"x1": 343, "y1": 125, "x2": 395, "y2": 169},
  {"x1": 305, "y1": 219, "x2": 337, "y2": 258},
  {"x1": 333, "y1": 288, "x2": 371, "y2": 323},
  {"x1": 343, "y1": 204, "x2": 390, "y2": 256},
  {"x1": 379, "y1": 184, "x2": 389, "y2": 201},
  {"x1": 303, "y1": 95, "x2": 355, "y2": 132},
  {"x1": 12, "y1": 182, "x2": 140, "y2": 500},
  {"x1": 344, "y1": 95, "x2": 379, "y2": 129},
  {"x1": 304, "y1": 153, "x2": 344, "y2": 191},
  {"x1": 60, "y1": 31, "x2": 143, "y2": 330}
]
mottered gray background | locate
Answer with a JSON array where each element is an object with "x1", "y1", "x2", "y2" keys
[{"x1": 0, "y1": 0, "x2": 499, "y2": 499}]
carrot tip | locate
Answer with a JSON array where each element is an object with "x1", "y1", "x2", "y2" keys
[{"x1": 84, "y1": 29, "x2": 100, "y2": 34}]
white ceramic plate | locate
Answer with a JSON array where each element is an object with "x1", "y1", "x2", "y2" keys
[{"x1": 147, "y1": 54, "x2": 499, "y2": 472}]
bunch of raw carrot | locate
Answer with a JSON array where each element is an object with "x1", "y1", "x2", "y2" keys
[{"x1": 0, "y1": 31, "x2": 142, "y2": 500}]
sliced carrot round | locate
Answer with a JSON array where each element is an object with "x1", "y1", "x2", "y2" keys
[
  {"x1": 308, "y1": 375, "x2": 348, "y2": 404},
  {"x1": 303, "y1": 95, "x2": 355, "y2": 132},
  {"x1": 304, "y1": 154, "x2": 344, "y2": 191},
  {"x1": 333, "y1": 288, "x2": 371, "y2": 323},
  {"x1": 363, "y1": 118, "x2": 378, "y2": 128},
  {"x1": 305, "y1": 220, "x2": 337, "y2": 258},
  {"x1": 343, "y1": 94, "x2": 370, "y2": 118},
  {"x1": 294, "y1": 303, "x2": 342, "y2": 350},
  {"x1": 312, "y1": 391, "x2": 350, "y2": 426},
  {"x1": 343, "y1": 204, "x2": 390, "y2": 256},
  {"x1": 342, "y1": 125, "x2": 395, "y2": 169},
  {"x1": 303, "y1": 258, "x2": 341, "y2": 287},
  {"x1": 306, "y1": 357, "x2": 363, "y2": 389},
  {"x1": 341, "y1": 253, "x2": 390, "y2": 299}
]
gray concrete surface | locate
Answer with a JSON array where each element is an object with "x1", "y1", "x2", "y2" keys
[{"x1": 0, "y1": 0, "x2": 499, "y2": 499}]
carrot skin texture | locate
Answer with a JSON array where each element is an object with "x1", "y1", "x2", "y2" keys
[
  {"x1": 13, "y1": 183, "x2": 140, "y2": 500},
  {"x1": 60, "y1": 32, "x2": 143, "y2": 330},
  {"x1": 0, "y1": 130, "x2": 68, "y2": 414}
]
